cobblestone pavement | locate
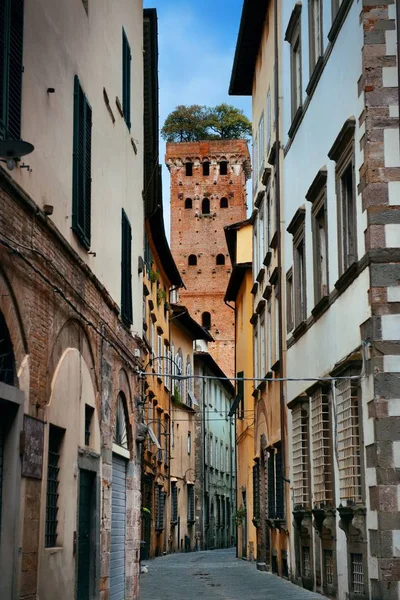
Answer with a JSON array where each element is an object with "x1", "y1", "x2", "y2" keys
[{"x1": 139, "y1": 548, "x2": 327, "y2": 600}]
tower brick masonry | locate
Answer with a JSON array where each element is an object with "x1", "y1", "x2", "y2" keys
[{"x1": 167, "y1": 140, "x2": 251, "y2": 378}]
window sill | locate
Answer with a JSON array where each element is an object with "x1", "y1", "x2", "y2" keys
[
  {"x1": 263, "y1": 251, "x2": 272, "y2": 268},
  {"x1": 262, "y1": 285, "x2": 272, "y2": 300},
  {"x1": 269, "y1": 231, "x2": 278, "y2": 250},
  {"x1": 328, "y1": 0, "x2": 353, "y2": 44},
  {"x1": 267, "y1": 141, "x2": 277, "y2": 166},
  {"x1": 334, "y1": 261, "x2": 358, "y2": 294},
  {"x1": 311, "y1": 294, "x2": 330, "y2": 319},
  {"x1": 292, "y1": 320, "x2": 307, "y2": 340},
  {"x1": 271, "y1": 359, "x2": 280, "y2": 373},
  {"x1": 306, "y1": 56, "x2": 324, "y2": 97},
  {"x1": 256, "y1": 268, "x2": 265, "y2": 283},
  {"x1": 288, "y1": 105, "x2": 303, "y2": 140},
  {"x1": 251, "y1": 281, "x2": 258, "y2": 295}
]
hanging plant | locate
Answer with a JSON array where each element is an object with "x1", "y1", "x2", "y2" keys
[
  {"x1": 149, "y1": 269, "x2": 160, "y2": 284},
  {"x1": 234, "y1": 506, "x2": 247, "y2": 526},
  {"x1": 157, "y1": 288, "x2": 167, "y2": 306}
]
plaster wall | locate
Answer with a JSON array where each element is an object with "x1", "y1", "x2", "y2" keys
[
  {"x1": 9, "y1": 0, "x2": 144, "y2": 334},
  {"x1": 38, "y1": 348, "x2": 99, "y2": 600}
]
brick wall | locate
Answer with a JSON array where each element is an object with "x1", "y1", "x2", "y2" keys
[
  {"x1": 167, "y1": 139, "x2": 250, "y2": 378},
  {"x1": 0, "y1": 169, "x2": 143, "y2": 600}
]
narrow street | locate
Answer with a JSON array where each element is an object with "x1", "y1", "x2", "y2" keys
[{"x1": 139, "y1": 549, "x2": 327, "y2": 600}]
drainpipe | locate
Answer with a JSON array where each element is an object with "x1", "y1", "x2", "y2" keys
[{"x1": 274, "y1": 0, "x2": 287, "y2": 520}]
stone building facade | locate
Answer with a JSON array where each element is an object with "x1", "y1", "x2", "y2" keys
[
  {"x1": 167, "y1": 140, "x2": 251, "y2": 379},
  {"x1": 0, "y1": 1, "x2": 145, "y2": 599},
  {"x1": 230, "y1": 0, "x2": 399, "y2": 599}
]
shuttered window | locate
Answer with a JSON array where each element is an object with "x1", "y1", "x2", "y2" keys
[
  {"x1": 0, "y1": 0, "x2": 24, "y2": 140},
  {"x1": 187, "y1": 484, "x2": 195, "y2": 524},
  {"x1": 155, "y1": 486, "x2": 165, "y2": 531},
  {"x1": 253, "y1": 460, "x2": 260, "y2": 520},
  {"x1": 122, "y1": 29, "x2": 131, "y2": 130},
  {"x1": 121, "y1": 209, "x2": 133, "y2": 325},
  {"x1": 171, "y1": 482, "x2": 178, "y2": 525},
  {"x1": 72, "y1": 75, "x2": 92, "y2": 249}
]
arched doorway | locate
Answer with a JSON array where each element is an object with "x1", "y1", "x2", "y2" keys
[{"x1": 110, "y1": 393, "x2": 131, "y2": 600}]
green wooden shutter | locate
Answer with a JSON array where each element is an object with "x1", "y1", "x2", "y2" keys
[
  {"x1": 72, "y1": 75, "x2": 92, "y2": 249},
  {"x1": 121, "y1": 209, "x2": 133, "y2": 325},
  {"x1": 122, "y1": 29, "x2": 131, "y2": 130},
  {"x1": 0, "y1": 0, "x2": 24, "y2": 140}
]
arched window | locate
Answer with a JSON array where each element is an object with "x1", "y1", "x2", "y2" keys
[
  {"x1": 188, "y1": 254, "x2": 197, "y2": 266},
  {"x1": 219, "y1": 161, "x2": 228, "y2": 175},
  {"x1": 220, "y1": 197, "x2": 228, "y2": 208},
  {"x1": 0, "y1": 311, "x2": 15, "y2": 385},
  {"x1": 185, "y1": 198, "x2": 192, "y2": 209},
  {"x1": 114, "y1": 393, "x2": 129, "y2": 449},
  {"x1": 202, "y1": 198, "x2": 210, "y2": 214},
  {"x1": 202, "y1": 161, "x2": 210, "y2": 176},
  {"x1": 216, "y1": 254, "x2": 225, "y2": 266},
  {"x1": 202, "y1": 312, "x2": 211, "y2": 330}
]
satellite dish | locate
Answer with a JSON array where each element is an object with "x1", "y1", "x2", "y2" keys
[{"x1": 0, "y1": 139, "x2": 34, "y2": 170}]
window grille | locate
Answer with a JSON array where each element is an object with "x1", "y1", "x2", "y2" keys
[
  {"x1": 253, "y1": 461, "x2": 260, "y2": 520},
  {"x1": 171, "y1": 483, "x2": 178, "y2": 525},
  {"x1": 275, "y1": 445, "x2": 284, "y2": 519},
  {"x1": 292, "y1": 403, "x2": 310, "y2": 508},
  {"x1": 187, "y1": 484, "x2": 195, "y2": 524},
  {"x1": 351, "y1": 553, "x2": 364, "y2": 594},
  {"x1": 267, "y1": 450, "x2": 275, "y2": 518},
  {"x1": 324, "y1": 549, "x2": 334, "y2": 586},
  {"x1": 84, "y1": 404, "x2": 94, "y2": 446},
  {"x1": 336, "y1": 373, "x2": 362, "y2": 503},
  {"x1": 302, "y1": 546, "x2": 311, "y2": 579},
  {"x1": 311, "y1": 388, "x2": 333, "y2": 506},
  {"x1": 114, "y1": 394, "x2": 128, "y2": 449},
  {"x1": 155, "y1": 486, "x2": 165, "y2": 531},
  {"x1": 45, "y1": 425, "x2": 64, "y2": 547}
]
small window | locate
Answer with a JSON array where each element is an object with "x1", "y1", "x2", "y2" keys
[
  {"x1": 84, "y1": 404, "x2": 94, "y2": 446},
  {"x1": 219, "y1": 161, "x2": 228, "y2": 175},
  {"x1": 216, "y1": 254, "x2": 225, "y2": 266},
  {"x1": 185, "y1": 198, "x2": 192, "y2": 209},
  {"x1": 188, "y1": 254, "x2": 197, "y2": 266},
  {"x1": 220, "y1": 197, "x2": 228, "y2": 208},
  {"x1": 185, "y1": 162, "x2": 193, "y2": 176},
  {"x1": 203, "y1": 161, "x2": 210, "y2": 176},
  {"x1": 45, "y1": 425, "x2": 65, "y2": 547},
  {"x1": 187, "y1": 431, "x2": 192, "y2": 455},
  {"x1": 202, "y1": 198, "x2": 210, "y2": 214},
  {"x1": 202, "y1": 312, "x2": 211, "y2": 330}
]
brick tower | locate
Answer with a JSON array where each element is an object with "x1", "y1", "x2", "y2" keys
[{"x1": 167, "y1": 139, "x2": 250, "y2": 378}]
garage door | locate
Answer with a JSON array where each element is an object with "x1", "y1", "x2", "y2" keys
[{"x1": 110, "y1": 455, "x2": 127, "y2": 600}]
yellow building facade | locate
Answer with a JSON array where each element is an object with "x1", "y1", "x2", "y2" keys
[{"x1": 225, "y1": 220, "x2": 256, "y2": 561}]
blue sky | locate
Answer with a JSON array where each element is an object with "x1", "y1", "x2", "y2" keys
[{"x1": 143, "y1": 0, "x2": 251, "y2": 236}]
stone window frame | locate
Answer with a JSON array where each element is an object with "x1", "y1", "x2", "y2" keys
[
  {"x1": 306, "y1": 168, "x2": 329, "y2": 308},
  {"x1": 328, "y1": 118, "x2": 357, "y2": 278},
  {"x1": 287, "y1": 206, "x2": 307, "y2": 331},
  {"x1": 285, "y1": 3, "x2": 303, "y2": 125},
  {"x1": 308, "y1": 0, "x2": 323, "y2": 74}
]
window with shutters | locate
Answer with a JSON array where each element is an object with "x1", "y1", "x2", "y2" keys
[
  {"x1": 121, "y1": 210, "x2": 133, "y2": 325},
  {"x1": 336, "y1": 371, "x2": 362, "y2": 503},
  {"x1": 312, "y1": 387, "x2": 334, "y2": 506},
  {"x1": 45, "y1": 425, "x2": 65, "y2": 547},
  {"x1": 292, "y1": 403, "x2": 310, "y2": 509},
  {"x1": 253, "y1": 460, "x2": 260, "y2": 520},
  {"x1": 275, "y1": 444, "x2": 284, "y2": 519},
  {"x1": 267, "y1": 450, "x2": 275, "y2": 518},
  {"x1": 72, "y1": 76, "x2": 92, "y2": 249},
  {"x1": 0, "y1": 0, "x2": 24, "y2": 141},
  {"x1": 155, "y1": 485, "x2": 165, "y2": 531},
  {"x1": 237, "y1": 371, "x2": 244, "y2": 420},
  {"x1": 122, "y1": 29, "x2": 131, "y2": 130},
  {"x1": 171, "y1": 482, "x2": 178, "y2": 525},
  {"x1": 187, "y1": 484, "x2": 195, "y2": 524}
]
